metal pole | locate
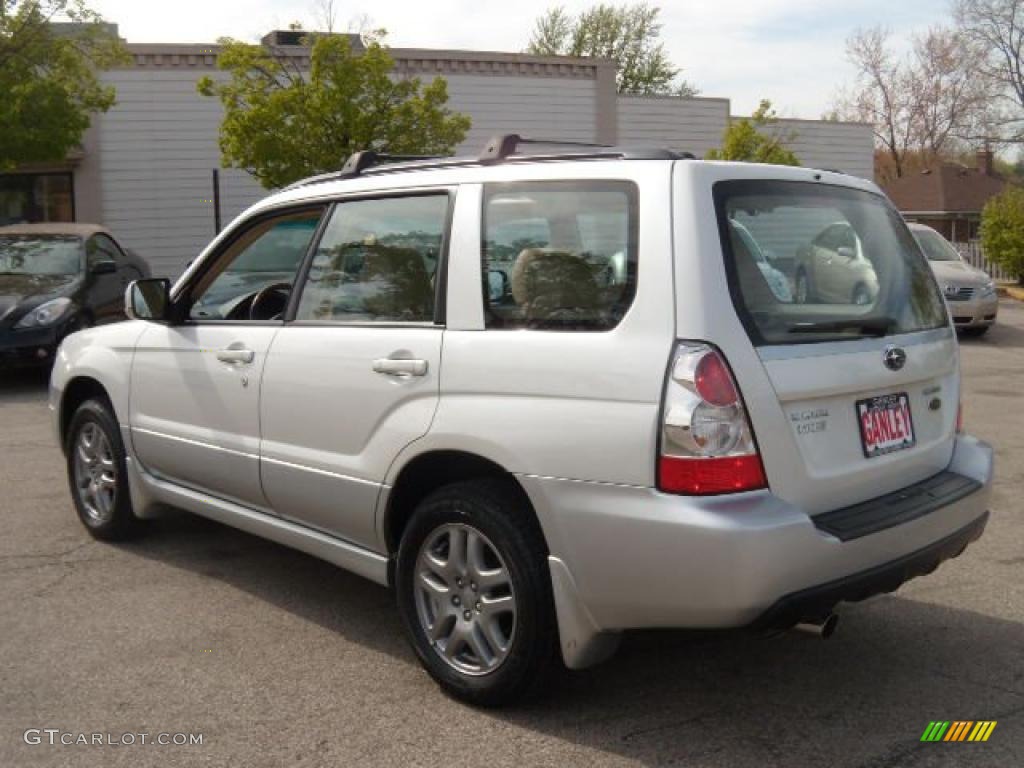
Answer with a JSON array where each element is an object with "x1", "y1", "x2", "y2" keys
[{"x1": 212, "y1": 169, "x2": 222, "y2": 234}]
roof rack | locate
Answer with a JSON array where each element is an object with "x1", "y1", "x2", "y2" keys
[
  {"x1": 478, "y1": 133, "x2": 685, "y2": 163},
  {"x1": 284, "y1": 134, "x2": 689, "y2": 191},
  {"x1": 339, "y1": 150, "x2": 442, "y2": 176}
]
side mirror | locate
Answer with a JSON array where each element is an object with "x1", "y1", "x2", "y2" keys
[
  {"x1": 90, "y1": 260, "x2": 117, "y2": 275},
  {"x1": 837, "y1": 246, "x2": 855, "y2": 259},
  {"x1": 126, "y1": 278, "x2": 171, "y2": 322}
]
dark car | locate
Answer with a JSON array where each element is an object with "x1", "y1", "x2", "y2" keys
[{"x1": 0, "y1": 223, "x2": 149, "y2": 368}]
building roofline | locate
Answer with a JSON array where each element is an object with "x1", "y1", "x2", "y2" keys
[
  {"x1": 119, "y1": 42, "x2": 611, "y2": 79},
  {"x1": 729, "y1": 114, "x2": 874, "y2": 127},
  {"x1": 618, "y1": 94, "x2": 730, "y2": 105}
]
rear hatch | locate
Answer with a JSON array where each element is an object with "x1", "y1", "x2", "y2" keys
[{"x1": 710, "y1": 177, "x2": 957, "y2": 514}]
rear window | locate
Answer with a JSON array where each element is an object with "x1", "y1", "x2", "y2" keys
[{"x1": 714, "y1": 180, "x2": 948, "y2": 345}]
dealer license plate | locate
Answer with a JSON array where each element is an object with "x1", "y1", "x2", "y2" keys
[{"x1": 856, "y1": 393, "x2": 915, "y2": 458}]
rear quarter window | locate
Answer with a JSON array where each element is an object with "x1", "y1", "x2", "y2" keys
[{"x1": 481, "y1": 180, "x2": 638, "y2": 331}]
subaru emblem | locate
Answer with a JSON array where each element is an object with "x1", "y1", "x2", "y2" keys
[{"x1": 883, "y1": 345, "x2": 907, "y2": 371}]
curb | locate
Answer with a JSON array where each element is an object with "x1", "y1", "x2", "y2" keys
[{"x1": 997, "y1": 284, "x2": 1024, "y2": 301}]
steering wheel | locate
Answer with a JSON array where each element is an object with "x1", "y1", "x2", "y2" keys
[{"x1": 249, "y1": 282, "x2": 292, "y2": 321}]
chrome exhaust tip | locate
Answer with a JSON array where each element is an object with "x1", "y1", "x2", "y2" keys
[{"x1": 792, "y1": 613, "x2": 839, "y2": 639}]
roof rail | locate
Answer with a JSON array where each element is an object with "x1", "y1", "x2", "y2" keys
[
  {"x1": 281, "y1": 150, "x2": 446, "y2": 190},
  {"x1": 478, "y1": 133, "x2": 684, "y2": 163},
  {"x1": 478, "y1": 134, "x2": 611, "y2": 163},
  {"x1": 339, "y1": 150, "x2": 443, "y2": 177},
  {"x1": 283, "y1": 135, "x2": 690, "y2": 191}
]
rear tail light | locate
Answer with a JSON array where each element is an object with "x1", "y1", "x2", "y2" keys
[{"x1": 658, "y1": 343, "x2": 767, "y2": 495}]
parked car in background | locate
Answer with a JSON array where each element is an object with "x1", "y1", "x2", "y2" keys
[
  {"x1": 51, "y1": 141, "x2": 992, "y2": 706},
  {"x1": 794, "y1": 221, "x2": 880, "y2": 306},
  {"x1": 0, "y1": 223, "x2": 148, "y2": 368},
  {"x1": 908, "y1": 223, "x2": 998, "y2": 336}
]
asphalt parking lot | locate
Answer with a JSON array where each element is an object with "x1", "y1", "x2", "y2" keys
[{"x1": 1, "y1": 302, "x2": 1022, "y2": 768}]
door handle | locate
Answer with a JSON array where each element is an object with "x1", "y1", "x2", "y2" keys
[
  {"x1": 216, "y1": 347, "x2": 255, "y2": 365},
  {"x1": 372, "y1": 358, "x2": 428, "y2": 377}
]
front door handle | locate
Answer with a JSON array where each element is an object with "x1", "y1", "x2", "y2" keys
[
  {"x1": 216, "y1": 347, "x2": 255, "y2": 365},
  {"x1": 372, "y1": 358, "x2": 428, "y2": 377}
]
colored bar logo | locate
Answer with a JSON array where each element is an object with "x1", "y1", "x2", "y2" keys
[{"x1": 920, "y1": 721, "x2": 997, "y2": 742}]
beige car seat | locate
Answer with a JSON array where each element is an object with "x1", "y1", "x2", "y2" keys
[{"x1": 510, "y1": 248, "x2": 603, "y2": 326}]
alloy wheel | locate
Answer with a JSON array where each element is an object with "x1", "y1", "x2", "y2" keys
[
  {"x1": 72, "y1": 422, "x2": 117, "y2": 524},
  {"x1": 413, "y1": 523, "x2": 517, "y2": 676}
]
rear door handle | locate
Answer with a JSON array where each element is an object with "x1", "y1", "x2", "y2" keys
[
  {"x1": 372, "y1": 358, "x2": 428, "y2": 377},
  {"x1": 216, "y1": 347, "x2": 255, "y2": 365}
]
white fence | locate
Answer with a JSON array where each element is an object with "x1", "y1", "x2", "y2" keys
[{"x1": 956, "y1": 242, "x2": 1014, "y2": 282}]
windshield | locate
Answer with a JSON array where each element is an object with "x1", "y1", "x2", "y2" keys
[
  {"x1": 0, "y1": 235, "x2": 82, "y2": 276},
  {"x1": 715, "y1": 180, "x2": 948, "y2": 345},
  {"x1": 912, "y1": 227, "x2": 962, "y2": 262}
]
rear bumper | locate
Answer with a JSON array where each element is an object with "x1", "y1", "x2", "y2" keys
[
  {"x1": 948, "y1": 295, "x2": 999, "y2": 327},
  {"x1": 521, "y1": 434, "x2": 993, "y2": 668},
  {"x1": 750, "y1": 510, "x2": 987, "y2": 631}
]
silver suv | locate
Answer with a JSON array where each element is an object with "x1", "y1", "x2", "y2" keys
[{"x1": 51, "y1": 136, "x2": 994, "y2": 706}]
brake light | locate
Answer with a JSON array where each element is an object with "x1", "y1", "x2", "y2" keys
[
  {"x1": 694, "y1": 352, "x2": 738, "y2": 406},
  {"x1": 658, "y1": 343, "x2": 767, "y2": 495}
]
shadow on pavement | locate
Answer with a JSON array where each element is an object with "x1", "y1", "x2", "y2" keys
[
  {"x1": 122, "y1": 510, "x2": 1024, "y2": 767},
  {"x1": 0, "y1": 366, "x2": 49, "y2": 399},
  {"x1": 960, "y1": 300, "x2": 1024, "y2": 349}
]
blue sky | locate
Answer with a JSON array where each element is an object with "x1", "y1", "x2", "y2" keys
[{"x1": 91, "y1": 0, "x2": 949, "y2": 118}]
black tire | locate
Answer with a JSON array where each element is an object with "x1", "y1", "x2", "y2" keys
[
  {"x1": 795, "y1": 269, "x2": 812, "y2": 303},
  {"x1": 852, "y1": 283, "x2": 872, "y2": 306},
  {"x1": 960, "y1": 325, "x2": 990, "y2": 337},
  {"x1": 65, "y1": 398, "x2": 140, "y2": 541},
  {"x1": 395, "y1": 478, "x2": 559, "y2": 707}
]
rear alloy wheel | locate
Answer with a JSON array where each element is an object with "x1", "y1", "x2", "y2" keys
[
  {"x1": 66, "y1": 398, "x2": 140, "y2": 540},
  {"x1": 413, "y1": 523, "x2": 516, "y2": 675},
  {"x1": 396, "y1": 478, "x2": 558, "y2": 707}
]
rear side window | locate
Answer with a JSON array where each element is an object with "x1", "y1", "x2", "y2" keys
[
  {"x1": 715, "y1": 180, "x2": 948, "y2": 345},
  {"x1": 482, "y1": 181, "x2": 638, "y2": 331},
  {"x1": 294, "y1": 194, "x2": 449, "y2": 323}
]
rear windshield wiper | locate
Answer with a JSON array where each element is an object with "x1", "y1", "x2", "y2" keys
[{"x1": 786, "y1": 316, "x2": 896, "y2": 337}]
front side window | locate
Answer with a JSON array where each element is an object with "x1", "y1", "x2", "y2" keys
[
  {"x1": 716, "y1": 180, "x2": 948, "y2": 345},
  {"x1": 189, "y1": 209, "x2": 323, "y2": 321},
  {"x1": 86, "y1": 235, "x2": 120, "y2": 270},
  {"x1": 0, "y1": 235, "x2": 81, "y2": 275},
  {"x1": 482, "y1": 181, "x2": 638, "y2": 331},
  {"x1": 294, "y1": 194, "x2": 448, "y2": 323}
]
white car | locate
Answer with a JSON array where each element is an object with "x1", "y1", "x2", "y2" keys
[
  {"x1": 51, "y1": 137, "x2": 993, "y2": 706},
  {"x1": 908, "y1": 223, "x2": 998, "y2": 336}
]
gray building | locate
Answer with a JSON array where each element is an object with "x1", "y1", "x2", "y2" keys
[{"x1": 1, "y1": 30, "x2": 873, "y2": 278}]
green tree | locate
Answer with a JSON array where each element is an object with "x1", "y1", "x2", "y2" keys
[
  {"x1": 0, "y1": 1, "x2": 126, "y2": 171},
  {"x1": 198, "y1": 34, "x2": 471, "y2": 189},
  {"x1": 705, "y1": 100, "x2": 801, "y2": 165},
  {"x1": 980, "y1": 185, "x2": 1024, "y2": 284},
  {"x1": 526, "y1": 3, "x2": 697, "y2": 96}
]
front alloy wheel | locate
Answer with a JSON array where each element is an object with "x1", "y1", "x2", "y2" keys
[
  {"x1": 72, "y1": 422, "x2": 118, "y2": 525},
  {"x1": 65, "y1": 398, "x2": 140, "y2": 540}
]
